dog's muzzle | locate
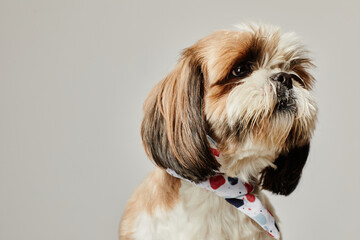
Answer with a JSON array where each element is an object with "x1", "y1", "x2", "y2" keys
[{"x1": 271, "y1": 72, "x2": 296, "y2": 111}]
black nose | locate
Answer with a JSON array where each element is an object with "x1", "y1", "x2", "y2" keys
[{"x1": 271, "y1": 72, "x2": 292, "y2": 89}]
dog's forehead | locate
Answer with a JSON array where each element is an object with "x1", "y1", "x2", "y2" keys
[
  {"x1": 190, "y1": 28, "x2": 313, "y2": 88},
  {"x1": 195, "y1": 31, "x2": 253, "y2": 82}
]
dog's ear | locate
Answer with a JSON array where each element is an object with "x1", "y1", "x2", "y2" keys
[
  {"x1": 259, "y1": 143, "x2": 310, "y2": 196},
  {"x1": 141, "y1": 49, "x2": 220, "y2": 182}
]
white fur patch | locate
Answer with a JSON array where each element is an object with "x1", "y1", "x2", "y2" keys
[
  {"x1": 226, "y1": 69, "x2": 276, "y2": 128},
  {"x1": 131, "y1": 181, "x2": 277, "y2": 240}
]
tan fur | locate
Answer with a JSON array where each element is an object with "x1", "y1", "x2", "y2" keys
[
  {"x1": 119, "y1": 168, "x2": 181, "y2": 239},
  {"x1": 187, "y1": 31, "x2": 253, "y2": 84}
]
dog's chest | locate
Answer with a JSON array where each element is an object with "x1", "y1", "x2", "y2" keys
[{"x1": 132, "y1": 181, "x2": 274, "y2": 240}]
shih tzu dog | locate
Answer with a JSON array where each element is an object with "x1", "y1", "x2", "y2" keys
[{"x1": 119, "y1": 24, "x2": 317, "y2": 240}]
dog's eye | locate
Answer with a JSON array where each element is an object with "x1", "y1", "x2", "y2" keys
[{"x1": 231, "y1": 64, "x2": 251, "y2": 78}]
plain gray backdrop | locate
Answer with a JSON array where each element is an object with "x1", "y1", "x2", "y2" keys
[{"x1": 1, "y1": 0, "x2": 359, "y2": 239}]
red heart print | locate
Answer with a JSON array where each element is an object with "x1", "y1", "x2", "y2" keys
[
  {"x1": 210, "y1": 148, "x2": 220, "y2": 157},
  {"x1": 209, "y1": 175, "x2": 225, "y2": 190},
  {"x1": 246, "y1": 194, "x2": 255, "y2": 202},
  {"x1": 244, "y1": 183, "x2": 254, "y2": 193}
]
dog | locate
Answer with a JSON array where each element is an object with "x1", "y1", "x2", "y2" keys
[{"x1": 119, "y1": 23, "x2": 317, "y2": 240}]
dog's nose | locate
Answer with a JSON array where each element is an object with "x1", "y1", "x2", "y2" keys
[{"x1": 271, "y1": 72, "x2": 292, "y2": 89}]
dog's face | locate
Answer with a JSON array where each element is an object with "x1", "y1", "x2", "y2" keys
[{"x1": 141, "y1": 24, "x2": 317, "y2": 196}]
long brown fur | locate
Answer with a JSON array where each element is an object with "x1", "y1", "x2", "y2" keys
[{"x1": 141, "y1": 51, "x2": 220, "y2": 182}]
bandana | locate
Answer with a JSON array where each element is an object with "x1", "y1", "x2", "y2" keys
[{"x1": 166, "y1": 136, "x2": 280, "y2": 239}]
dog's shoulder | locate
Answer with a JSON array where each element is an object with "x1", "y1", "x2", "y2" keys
[{"x1": 119, "y1": 168, "x2": 181, "y2": 239}]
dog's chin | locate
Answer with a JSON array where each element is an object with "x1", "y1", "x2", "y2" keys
[{"x1": 274, "y1": 98, "x2": 296, "y2": 115}]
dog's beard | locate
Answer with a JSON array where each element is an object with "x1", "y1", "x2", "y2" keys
[
  {"x1": 226, "y1": 69, "x2": 295, "y2": 144},
  {"x1": 207, "y1": 68, "x2": 316, "y2": 154}
]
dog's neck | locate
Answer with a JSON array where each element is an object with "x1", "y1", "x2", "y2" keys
[{"x1": 209, "y1": 135, "x2": 278, "y2": 183}]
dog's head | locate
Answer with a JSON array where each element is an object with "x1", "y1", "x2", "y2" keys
[{"x1": 141, "y1": 24, "x2": 317, "y2": 196}]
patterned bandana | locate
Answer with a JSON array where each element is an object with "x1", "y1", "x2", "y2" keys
[{"x1": 166, "y1": 136, "x2": 280, "y2": 239}]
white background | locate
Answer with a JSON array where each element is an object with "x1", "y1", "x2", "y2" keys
[{"x1": 1, "y1": 0, "x2": 359, "y2": 239}]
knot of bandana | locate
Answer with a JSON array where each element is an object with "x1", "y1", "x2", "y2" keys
[{"x1": 165, "y1": 136, "x2": 280, "y2": 239}]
